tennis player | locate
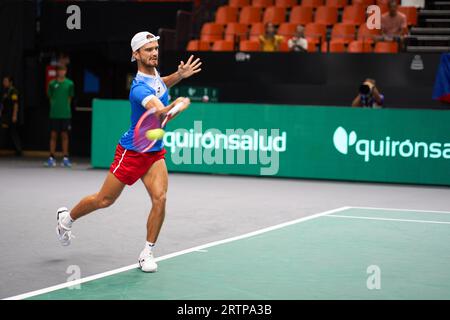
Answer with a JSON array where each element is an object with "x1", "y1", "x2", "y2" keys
[{"x1": 56, "y1": 31, "x2": 202, "y2": 272}]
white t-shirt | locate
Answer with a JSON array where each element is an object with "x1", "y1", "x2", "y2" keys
[{"x1": 288, "y1": 37, "x2": 308, "y2": 52}]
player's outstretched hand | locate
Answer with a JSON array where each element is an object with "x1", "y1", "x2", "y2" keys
[{"x1": 178, "y1": 55, "x2": 202, "y2": 79}]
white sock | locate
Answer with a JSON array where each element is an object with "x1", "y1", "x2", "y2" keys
[
  {"x1": 61, "y1": 212, "x2": 74, "y2": 229},
  {"x1": 143, "y1": 241, "x2": 155, "y2": 255}
]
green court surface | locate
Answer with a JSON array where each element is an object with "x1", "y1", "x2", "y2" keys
[{"x1": 26, "y1": 207, "x2": 450, "y2": 300}]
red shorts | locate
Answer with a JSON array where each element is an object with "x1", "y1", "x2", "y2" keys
[{"x1": 109, "y1": 144, "x2": 166, "y2": 185}]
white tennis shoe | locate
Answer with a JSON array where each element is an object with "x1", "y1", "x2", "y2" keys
[
  {"x1": 56, "y1": 207, "x2": 73, "y2": 246},
  {"x1": 138, "y1": 250, "x2": 158, "y2": 273}
]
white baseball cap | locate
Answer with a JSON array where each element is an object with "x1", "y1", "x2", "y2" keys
[{"x1": 130, "y1": 31, "x2": 160, "y2": 62}]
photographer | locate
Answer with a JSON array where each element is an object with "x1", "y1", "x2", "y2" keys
[{"x1": 352, "y1": 79, "x2": 384, "y2": 108}]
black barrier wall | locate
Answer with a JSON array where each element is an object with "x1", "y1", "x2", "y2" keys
[{"x1": 160, "y1": 52, "x2": 445, "y2": 110}]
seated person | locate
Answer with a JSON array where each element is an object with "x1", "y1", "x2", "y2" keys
[
  {"x1": 352, "y1": 79, "x2": 384, "y2": 108},
  {"x1": 381, "y1": 0, "x2": 408, "y2": 42},
  {"x1": 288, "y1": 25, "x2": 308, "y2": 52},
  {"x1": 259, "y1": 23, "x2": 284, "y2": 52}
]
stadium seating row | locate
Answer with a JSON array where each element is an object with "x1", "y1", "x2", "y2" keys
[
  {"x1": 187, "y1": 0, "x2": 413, "y2": 53},
  {"x1": 194, "y1": 22, "x2": 390, "y2": 49},
  {"x1": 228, "y1": 0, "x2": 399, "y2": 9},
  {"x1": 187, "y1": 38, "x2": 398, "y2": 53},
  {"x1": 214, "y1": 5, "x2": 417, "y2": 26}
]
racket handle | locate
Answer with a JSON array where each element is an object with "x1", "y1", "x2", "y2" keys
[
  {"x1": 161, "y1": 100, "x2": 186, "y2": 127},
  {"x1": 167, "y1": 101, "x2": 184, "y2": 117}
]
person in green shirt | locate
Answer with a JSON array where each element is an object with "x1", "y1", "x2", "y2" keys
[{"x1": 47, "y1": 64, "x2": 74, "y2": 167}]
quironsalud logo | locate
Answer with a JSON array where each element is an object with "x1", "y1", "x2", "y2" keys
[
  {"x1": 333, "y1": 127, "x2": 357, "y2": 155},
  {"x1": 333, "y1": 127, "x2": 450, "y2": 162}
]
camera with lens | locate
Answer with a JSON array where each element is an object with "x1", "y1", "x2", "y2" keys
[
  {"x1": 358, "y1": 80, "x2": 376, "y2": 107},
  {"x1": 359, "y1": 81, "x2": 374, "y2": 96}
]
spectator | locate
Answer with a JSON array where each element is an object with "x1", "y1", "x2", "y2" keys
[
  {"x1": 259, "y1": 23, "x2": 284, "y2": 52},
  {"x1": 0, "y1": 75, "x2": 22, "y2": 156},
  {"x1": 288, "y1": 25, "x2": 308, "y2": 52},
  {"x1": 47, "y1": 64, "x2": 74, "y2": 167},
  {"x1": 381, "y1": 0, "x2": 408, "y2": 45},
  {"x1": 352, "y1": 79, "x2": 384, "y2": 108},
  {"x1": 57, "y1": 52, "x2": 71, "y2": 68}
]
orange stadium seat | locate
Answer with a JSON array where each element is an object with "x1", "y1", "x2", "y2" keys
[
  {"x1": 215, "y1": 6, "x2": 239, "y2": 24},
  {"x1": 239, "y1": 6, "x2": 262, "y2": 24},
  {"x1": 212, "y1": 40, "x2": 235, "y2": 51},
  {"x1": 225, "y1": 23, "x2": 249, "y2": 41},
  {"x1": 252, "y1": 0, "x2": 274, "y2": 8},
  {"x1": 377, "y1": 3, "x2": 388, "y2": 13},
  {"x1": 342, "y1": 5, "x2": 366, "y2": 26},
  {"x1": 357, "y1": 22, "x2": 381, "y2": 43},
  {"x1": 352, "y1": 0, "x2": 376, "y2": 6},
  {"x1": 325, "y1": 0, "x2": 347, "y2": 9},
  {"x1": 314, "y1": 6, "x2": 338, "y2": 25},
  {"x1": 289, "y1": 6, "x2": 313, "y2": 25},
  {"x1": 305, "y1": 22, "x2": 327, "y2": 39},
  {"x1": 229, "y1": 0, "x2": 250, "y2": 8},
  {"x1": 321, "y1": 40, "x2": 346, "y2": 52},
  {"x1": 278, "y1": 22, "x2": 298, "y2": 38},
  {"x1": 306, "y1": 39, "x2": 319, "y2": 52},
  {"x1": 331, "y1": 23, "x2": 356, "y2": 44},
  {"x1": 374, "y1": 41, "x2": 398, "y2": 53},
  {"x1": 249, "y1": 22, "x2": 265, "y2": 40},
  {"x1": 398, "y1": 6, "x2": 418, "y2": 26},
  {"x1": 240, "y1": 39, "x2": 261, "y2": 51},
  {"x1": 200, "y1": 23, "x2": 224, "y2": 41},
  {"x1": 279, "y1": 40, "x2": 290, "y2": 51},
  {"x1": 304, "y1": 22, "x2": 327, "y2": 50},
  {"x1": 352, "y1": 0, "x2": 375, "y2": 6},
  {"x1": 301, "y1": 0, "x2": 325, "y2": 8},
  {"x1": 274, "y1": 0, "x2": 298, "y2": 8},
  {"x1": 347, "y1": 40, "x2": 373, "y2": 52},
  {"x1": 263, "y1": 6, "x2": 287, "y2": 24},
  {"x1": 186, "y1": 40, "x2": 211, "y2": 51}
]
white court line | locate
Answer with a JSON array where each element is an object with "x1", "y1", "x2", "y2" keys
[
  {"x1": 349, "y1": 206, "x2": 450, "y2": 214},
  {"x1": 327, "y1": 214, "x2": 450, "y2": 225},
  {"x1": 3, "y1": 206, "x2": 351, "y2": 300}
]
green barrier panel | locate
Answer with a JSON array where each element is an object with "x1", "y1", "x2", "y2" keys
[
  {"x1": 92, "y1": 99, "x2": 450, "y2": 186},
  {"x1": 91, "y1": 99, "x2": 131, "y2": 169}
]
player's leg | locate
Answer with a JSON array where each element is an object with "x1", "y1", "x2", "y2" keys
[
  {"x1": 56, "y1": 172, "x2": 125, "y2": 246},
  {"x1": 61, "y1": 129, "x2": 71, "y2": 167},
  {"x1": 142, "y1": 159, "x2": 168, "y2": 242},
  {"x1": 138, "y1": 158, "x2": 168, "y2": 272},
  {"x1": 47, "y1": 128, "x2": 58, "y2": 167},
  {"x1": 71, "y1": 172, "x2": 125, "y2": 220},
  {"x1": 10, "y1": 123, "x2": 22, "y2": 156}
]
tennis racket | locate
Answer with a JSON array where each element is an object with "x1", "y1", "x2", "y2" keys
[{"x1": 133, "y1": 101, "x2": 184, "y2": 152}]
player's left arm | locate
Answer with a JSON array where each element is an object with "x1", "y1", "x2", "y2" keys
[{"x1": 161, "y1": 55, "x2": 202, "y2": 88}]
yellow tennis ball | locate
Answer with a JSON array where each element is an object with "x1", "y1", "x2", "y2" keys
[{"x1": 146, "y1": 128, "x2": 165, "y2": 140}]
